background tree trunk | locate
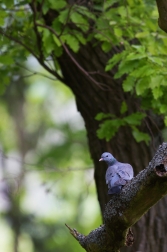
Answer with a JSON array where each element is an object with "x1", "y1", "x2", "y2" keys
[{"x1": 58, "y1": 43, "x2": 166, "y2": 251}]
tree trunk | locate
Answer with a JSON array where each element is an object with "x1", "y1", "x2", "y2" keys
[{"x1": 58, "y1": 43, "x2": 166, "y2": 251}]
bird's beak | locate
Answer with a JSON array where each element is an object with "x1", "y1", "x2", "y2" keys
[{"x1": 99, "y1": 158, "x2": 103, "y2": 161}]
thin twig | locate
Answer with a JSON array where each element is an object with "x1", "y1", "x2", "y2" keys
[
  {"x1": 36, "y1": 23, "x2": 108, "y2": 90},
  {"x1": 0, "y1": 29, "x2": 64, "y2": 82},
  {"x1": 65, "y1": 224, "x2": 81, "y2": 240},
  {"x1": 16, "y1": 63, "x2": 58, "y2": 80}
]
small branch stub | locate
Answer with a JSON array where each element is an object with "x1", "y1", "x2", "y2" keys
[
  {"x1": 125, "y1": 228, "x2": 134, "y2": 247},
  {"x1": 65, "y1": 224, "x2": 87, "y2": 250},
  {"x1": 154, "y1": 155, "x2": 167, "y2": 177},
  {"x1": 65, "y1": 224, "x2": 82, "y2": 240}
]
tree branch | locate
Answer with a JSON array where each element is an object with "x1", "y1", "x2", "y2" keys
[
  {"x1": 66, "y1": 142, "x2": 167, "y2": 252},
  {"x1": 156, "y1": 0, "x2": 167, "y2": 33}
]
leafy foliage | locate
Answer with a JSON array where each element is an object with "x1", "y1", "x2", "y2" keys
[
  {"x1": 93, "y1": 0, "x2": 167, "y2": 143},
  {"x1": 102, "y1": 1, "x2": 167, "y2": 116},
  {"x1": 0, "y1": 0, "x2": 166, "y2": 143},
  {"x1": 96, "y1": 110, "x2": 150, "y2": 144}
]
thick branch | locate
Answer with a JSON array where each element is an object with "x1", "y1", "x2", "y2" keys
[
  {"x1": 156, "y1": 0, "x2": 167, "y2": 33},
  {"x1": 66, "y1": 143, "x2": 167, "y2": 252}
]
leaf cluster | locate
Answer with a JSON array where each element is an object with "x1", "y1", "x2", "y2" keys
[
  {"x1": 0, "y1": 0, "x2": 167, "y2": 144},
  {"x1": 103, "y1": 2, "x2": 167, "y2": 116},
  {"x1": 95, "y1": 103, "x2": 150, "y2": 144},
  {"x1": 93, "y1": 0, "x2": 167, "y2": 142}
]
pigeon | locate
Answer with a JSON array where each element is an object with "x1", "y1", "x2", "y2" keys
[{"x1": 99, "y1": 152, "x2": 134, "y2": 194}]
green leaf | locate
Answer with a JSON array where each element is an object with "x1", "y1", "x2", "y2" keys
[
  {"x1": 76, "y1": 6, "x2": 96, "y2": 21},
  {"x1": 48, "y1": 0, "x2": 66, "y2": 10},
  {"x1": 152, "y1": 87, "x2": 163, "y2": 99},
  {"x1": 75, "y1": 31, "x2": 87, "y2": 45},
  {"x1": 126, "y1": 52, "x2": 146, "y2": 61},
  {"x1": 42, "y1": 29, "x2": 54, "y2": 54},
  {"x1": 97, "y1": 119, "x2": 125, "y2": 141},
  {"x1": 122, "y1": 76, "x2": 136, "y2": 92},
  {"x1": 146, "y1": 20, "x2": 157, "y2": 32},
  {"x1": 70, "y1": 11, "x2": 89, "y2": 32},
  {"x1": 52, "y1": 18, "x2": 63, "y2": 35},
  {"x1": 132, "y1": 127, "x2": 150, "y2": 144},
  {"x1": 101, "y1": 41, "x2": 112, "y2": 52},
  {"x1": 52, "y1": 35, "x2": 61, "y2": 47},
  {"x1": 135, "y1": 31, "x2": 149, "y2": 38},
  {"x1": 105, "y1": 52, "x2": 125, "y2": 71},
  {"x1": 117, "y1": 6, "x2": 127, "y2": 17},
  {"x1": 95, "y1": 113, "x2": 113, "y2": 121},
  {"x1": 54, "y1": 44, "x2": 63, "y2": 57},
  {"x1": 131, "y1": 45, "x2": 146, "y2": 54},
  {"x1": 160, "y1": 105, "x2": 167, "y2": 114},
  {"x1": 148, "y1": 56, "x2": 163, "y2": 66},
  {"x1": 104, "y1": 0, "x2": 118, "y2": 10},
  {"x1": 59, "y1": 9, "x2": 69, "y2": 24},
  {"x1": 114, "y1": 27, "x2": 122, "y2": 37},
  {"x1": 42, "y1": 1, "x2": 50, "y2": 14},
  {"x1": 149, "y1": 75, "x2": 164, "y2": 89},
  {"x1": 136, "y1": 77, "x2": 150, "y2": 95},
  {"x1": 124, "y1": 112, "x2": 146, "y2": 126},
  {"x1": 115, "y1": 60, "x2": 140, "y2": 79},
  {"x1": 130, "y1": 65, "x2": 155, "y2": 78},
  {"x1": 120, "y1": 101, "x2": 127, "y2": 114},
  {"x1": 61, "y1": 34, "x2": 79, "y2": 52}
]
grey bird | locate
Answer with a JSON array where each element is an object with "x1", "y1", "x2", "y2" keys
[{"x1": 99, "y1": 152, "x2": 134, "y2": 194}]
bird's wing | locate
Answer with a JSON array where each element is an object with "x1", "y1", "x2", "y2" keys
[
  {"x1": 113, "y1": 176, "x2": 127, "y2": 186},
  {"x1": 106, "y1": 165, "x2": 127, "y2": 185},
  {"x1": 108, "y1": 172, "x2": 126, "y2": 187},
  {"x1": 105, "y1": 166, "x2": 116, "y2": 184},
  {"x1": 117, "y1": 162, "x2": 134, "y2": 180}
]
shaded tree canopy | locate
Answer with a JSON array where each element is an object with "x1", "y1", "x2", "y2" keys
[{"x1": 1, "y1": 0, "x2": 167, "y2": 251}]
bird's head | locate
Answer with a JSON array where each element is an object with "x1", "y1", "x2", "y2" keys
[{"x1": 99, "y1": 152, "x2": 116, "y2": 165}]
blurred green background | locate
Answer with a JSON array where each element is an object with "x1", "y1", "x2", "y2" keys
[{"x1": 0, "y1": 57, "x2": 101, "y2": 252}]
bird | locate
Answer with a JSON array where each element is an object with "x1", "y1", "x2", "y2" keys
[{"x1": 99, "y1": 152, "x2": 134, "y2": 194}]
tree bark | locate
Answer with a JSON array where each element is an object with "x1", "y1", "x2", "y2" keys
[{"x1": 156, "y1": 0, "x2": 167, "y2": 33}]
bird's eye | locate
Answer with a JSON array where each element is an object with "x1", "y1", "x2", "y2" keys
[{"x1": 106, "y1": 155, "x2": 108, "y2": 157}]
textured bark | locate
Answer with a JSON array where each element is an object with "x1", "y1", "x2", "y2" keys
[
  {"x1": 66, "y1": 143, "x2": 167, "y2": 251},
  {"x1": 156, "y1": 0, "x2": 167, "y2": 33}
]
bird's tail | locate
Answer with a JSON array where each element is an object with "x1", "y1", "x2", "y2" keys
[{"x1": 108, "y1": 186, "x2": 122, "y2": 194}]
